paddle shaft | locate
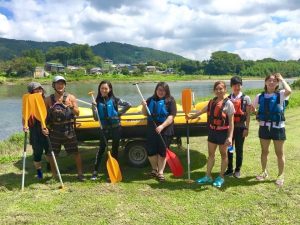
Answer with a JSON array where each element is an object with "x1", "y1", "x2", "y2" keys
[
  {"x1": 21, "y1": 132, "x2": 28, "y2": 191},
  {"x1": 134, "y1": 83, "x2": 169, "y2": 150},
  {"x1": 186, "y1": 120, "x2": 190, "y2": 180},
  {"x1": 77, "y1": 99, "x2": 92, "y2": 106},
  {"x1": 46, "y1": 136, "x2": 64, "y2": 188}
]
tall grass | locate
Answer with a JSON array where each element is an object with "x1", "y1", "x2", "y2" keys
[{"x1": 0, "y1": 132, "x2": 24, "y2": 163}]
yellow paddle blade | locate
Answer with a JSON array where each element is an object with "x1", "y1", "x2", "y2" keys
[
  {"x1": 182, "y1": 89, "x2": 193, "y2": 115},
  {"x1": 106, "y1": 151, "x2": 122, "y2": 183},
  {"x1": 22, "y1": 94, "x2": 32, "y2": 129},
  {"x1": 30, "y1": 93, "x2": 48, "y2": 128}
]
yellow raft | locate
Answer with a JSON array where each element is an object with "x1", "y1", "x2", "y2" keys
[{"x1": 75, "y1": 101, "x2": 208, "y2": 141}]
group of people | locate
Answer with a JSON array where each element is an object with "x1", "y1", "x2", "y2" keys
[{"x1": 23, "y1": 73, "x2": 292, "y2": 187}]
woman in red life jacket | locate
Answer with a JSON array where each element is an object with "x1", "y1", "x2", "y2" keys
[
  {"x1": 186, "y1": 81, "x2": 234, "y2": 188},
  {"x1": 224, "y1": 76, "x2": 252, "y2": 178},
  {"x1": 253, "y1": 73, "x2": 292, "y2": 187}
]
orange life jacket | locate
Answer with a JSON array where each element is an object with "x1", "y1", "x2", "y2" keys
[
  {"x1": 229, "y1": 94, "x2": 247, "y2": 123},
  {"x1": 207, "y1": 97, "x2": 229, "y2": 128}
]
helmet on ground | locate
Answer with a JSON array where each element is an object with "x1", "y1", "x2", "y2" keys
[
  {"x1": 27, "y1": 82, "x2": 43, "y2": 93},
  {"x1": 52, "y1": 75, "x2": 66, "y2": 84}
]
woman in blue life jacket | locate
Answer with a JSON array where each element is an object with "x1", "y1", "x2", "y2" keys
[
  {"x1": 91, "y1": 80, "x2": 131, "y2": 181},
  {"x1": 253, "y1": 73, "x2": 292, "y2": 187},
  {"x1": 186, "y1": 81, "x2": 234, "y2": 188},
  {"x1": 22, "y1": 82, "x2": 51, "y2": 179},
  {"x1": 141, "y1": 82, "x2": 177, "y2": 182}
]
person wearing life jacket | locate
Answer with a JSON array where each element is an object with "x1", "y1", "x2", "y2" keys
[
  {"x1": 141, "y1": 82, "x2": 177, "y2": 182},
  {"x1": 224, "y1": 76, "x2": 252, "y2": 178},
  {"x1": 22, "y1": 82, "x2": 51, "y2": 180},
  {"x1": 43, "y1": 75, "x2": 84, "y2": 181},
  {"x1": 91, "y1": 80, "x2": 131, "y2": 181},
  {"x1": 253, "y1": 73, "x2": 292, "y2": 187},
  {"x1": 187, "y1": 81, "x2": 234, "y2": 188}
]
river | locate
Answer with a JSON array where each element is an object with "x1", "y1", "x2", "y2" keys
[{"x1": 0, "y1": 79, "x2": 295, "y2": 140}]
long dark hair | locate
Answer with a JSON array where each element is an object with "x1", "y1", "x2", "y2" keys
[
  {"x1": 96, "y1": 80, "x2": 115, "y2": 103},
  {"x1": 264, "y1": 73, "x2": 279, "y2": 92},
  {"x1": 152, "y1": 82, "x2": 174, "y2": 102}
]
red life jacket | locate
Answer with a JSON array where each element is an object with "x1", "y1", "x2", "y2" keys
[
  {"x1": 207, "y1": 97, "x2": 229, "y2": 129},
  {"x1": 229, "y1": 94, "x2": 247, "y2": 123}
]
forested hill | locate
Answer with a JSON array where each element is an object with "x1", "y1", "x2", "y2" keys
[
  {"x1": 0, "y1": 38, "x2": 186, "y2": 63},
  {"x1": 92, "y1": 42, "x2": 186, "y2": 63},
  {"x1": 0, "y1": 38, "x2": 71, "y2": 61}
]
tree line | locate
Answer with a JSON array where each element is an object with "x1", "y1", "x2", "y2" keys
[{"x1": 0, "y1": 44, "x2": 300, "y2": 77}]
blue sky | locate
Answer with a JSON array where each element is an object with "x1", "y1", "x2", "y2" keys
[{"x1": 0, "y1": 0, "x2": 300, "y2": 60}]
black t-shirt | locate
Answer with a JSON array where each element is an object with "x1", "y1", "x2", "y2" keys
[{"x1": 146, "y1": 96, "x2": 177, "y2": 136}]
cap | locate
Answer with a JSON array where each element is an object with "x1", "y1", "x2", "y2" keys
[{"x1": 27, "y1": 82, "x2": 43, "y2": 93}]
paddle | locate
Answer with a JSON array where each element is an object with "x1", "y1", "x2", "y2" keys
[
  {"x1": 182, "y1": 88, "x2": 193, "y2": 181},
  {"x1": 21, "y1": 93, "x2": 32, "y2": 191},
  {"x1": 133, "y1": 83, "x2": 184, "y2": 177},
  {"x1": 28, "y1": 93, "x2": 64, "y2": 189},
  {"x1": 88, "y1": 92, "x2": 122, "y2": 184}
]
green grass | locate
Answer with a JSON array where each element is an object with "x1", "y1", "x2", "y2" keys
[{"x1": 0, "y1": 109, "x2": 300, "y2": 224}]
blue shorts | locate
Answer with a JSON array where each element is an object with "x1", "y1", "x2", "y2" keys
[{"x1": 259, "y1": 126, "x2": 286, "y2": 141}]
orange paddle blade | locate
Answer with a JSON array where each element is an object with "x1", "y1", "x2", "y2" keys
[
  {"x1": 30, "y1": 93, "x2": 47, "y2": 128},
  {"x1": 182, "y1": 89, "x2": 193, "y2": 115},
  {"x1": 107, "y1": 151, "x2": 122, "y2": 183},
  {"x1": 22, "y1": 94, "x2": 32, "y2": 129},
  {"x1": 166, "y1": 149, "x2": 184, "y2": 177}
]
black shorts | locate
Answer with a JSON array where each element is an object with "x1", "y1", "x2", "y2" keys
[
  {"x1": 48, "y1": 127, "x2": 79, "y2": 155},
  {"x1": 207, "y1": 128, "x2": 228, "y2": 145},
  {"x1": 259, "y1": 126, "x2": 286, "y2": 141},
  {"x1": 146, "y1": 129, "x2": 172, "y2": 157}
]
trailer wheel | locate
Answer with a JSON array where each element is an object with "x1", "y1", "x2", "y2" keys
[{"x1": 124, "y1": 141, "x2": 148, "y2": 167}]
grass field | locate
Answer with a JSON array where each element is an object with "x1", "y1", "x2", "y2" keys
[{"x1": 0, "y1": 98, "x2": 300, "y2": 224}]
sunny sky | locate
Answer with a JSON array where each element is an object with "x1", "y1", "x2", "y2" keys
[{"x1": 0, "y1": 0, "x2": 300, "y2": 61}]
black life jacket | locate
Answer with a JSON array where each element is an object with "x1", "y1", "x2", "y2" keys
[{"x1": 48, "y1": 92, "x2": 74, "y2": 124}]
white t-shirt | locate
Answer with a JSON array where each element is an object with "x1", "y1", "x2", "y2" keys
[
  {"x1": 222, "y1": 99, "x2": 235, "y2": 116},
  {"x1": 253, "y1": 89, "x2": 289, "y2": 128}
]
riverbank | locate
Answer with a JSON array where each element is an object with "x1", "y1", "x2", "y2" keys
[
  {"x1": 0, "y1": 74, "x2": 273, "y2": 85},
  {"x1": 0, "y1": 105, "x2": 299, "y2": 224}
]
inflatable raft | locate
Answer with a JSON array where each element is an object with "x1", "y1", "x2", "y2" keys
[{"x1": 75, "y1": 101, "x2": 209, "y2": 141}]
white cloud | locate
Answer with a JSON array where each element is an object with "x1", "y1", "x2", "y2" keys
[{"x1": 0, "y1": 0, "x2": 300, "y2": 60}]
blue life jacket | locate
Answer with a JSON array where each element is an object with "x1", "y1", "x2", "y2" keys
[
  {"x1": 97, "y1": 98, "x2": 119, "y2": 126},
  {"x1": 148, "y1": 98, "x2": 169, "y2": 123},
  {"x1": 257, "y1": 92, "x2": 286, "y2": 125}
]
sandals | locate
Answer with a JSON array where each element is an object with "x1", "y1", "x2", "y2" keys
[
  {"x1": 157, "y1": 173, "x2": 165, "y2": 182},
  {"x1": 149, "y1": 169, "x2": 158, "y2": 178},
  {"x1": 256, "y1": 171, "x2": 268, "y2": 181},
  {"x1": 275, "y1": 175, "x2": 284, "y2": 187}
]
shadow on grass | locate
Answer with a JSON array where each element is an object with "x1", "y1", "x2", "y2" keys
[{"x1": 4, "y1": 144, "x2": 266, "y2": 192}]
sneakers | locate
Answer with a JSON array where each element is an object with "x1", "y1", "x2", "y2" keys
[
  {"x1": 90, "y1": 172, "x2": 98, "y2": 181},
  {"x1": 233, "y1": 170, "x2": 241, "y2": 178},
  {"x1": 275, "y1": 175, "x2": 284, "y2": 187},
  {"x1": 212, "y1": 176, "x2": 225, "y2": 188},
  {"x1": 37, "y1": 169, "x2": 43, "y2": 179},
  {"x1": 256, "y1": 171, "x2": 268, "y2": 181},
  {"x1": 224, "y1": 170, "x2": 233, "y2": 176},
  {"x1": 195, "y1": 175, "x2": 213, "y2": 184}
]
